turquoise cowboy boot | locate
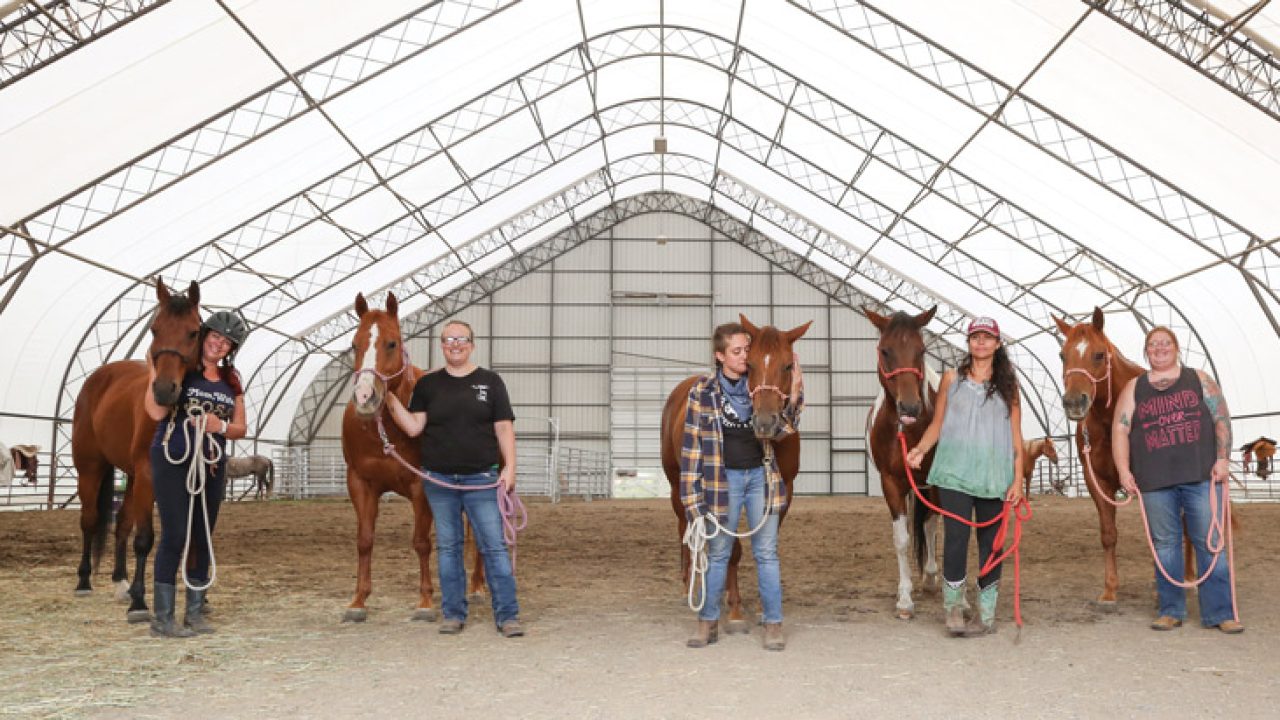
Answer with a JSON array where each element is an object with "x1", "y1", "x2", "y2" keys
[
  {"x1": 965, "y1": 582, "x2": 998, "y2": 636},
  {"x1": 942, "y1": 580, "x2": 968, "y2": 637}
]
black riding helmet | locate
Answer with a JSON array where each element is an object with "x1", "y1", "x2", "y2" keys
[{"x1": 202, "y1": 310, "x2": 250, "y2": 348}]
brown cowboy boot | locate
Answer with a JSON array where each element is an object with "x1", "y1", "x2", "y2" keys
[
  {"x1": 763, "y1": 623, "x2": 785, "y2": 651},
  {"x1": 686, "y1": 619, "x2": 719, "y2": 648}
]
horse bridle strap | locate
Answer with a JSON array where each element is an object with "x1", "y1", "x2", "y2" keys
[
  {"x1": 878, "y1": 360, "x2": 924, "y2": 381},
  {"x1": 1063, "y1": 351, "x2": 1113, "y2": 408},
  {"x1": 352, "y1": 347, "x2": 411, "y2": 386},
  {"x1": 151, "y1": 347, "x2": 191, "y2": 364},
  {"x1": 749, "y1": 383, "x2": 787, "y2": 402}
]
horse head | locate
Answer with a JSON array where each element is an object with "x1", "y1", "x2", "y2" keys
[
  {"x1": 351, "y1": 292, "x2": 410, "y2": 419},
  {"x1": 863, "y1": 305, "x2": 936, "y2": 425},
  {"x1": 149, "y1": 279, "x2": 202, "y2": 407},
  {"x1": 1041, "y1": 438, "x2": 1061, "y2": 465},
  {"x1": 1053, "y1": 307, "x2": 1115, "y2": 421},
  {"x1": 739, "y1": 314, "x2": 811, "y2": 439}
]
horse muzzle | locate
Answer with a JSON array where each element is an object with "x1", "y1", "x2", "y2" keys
[
  {"x1": 351, "y1": 378, "x2": 384, "y2": 418},
  {"x1": 1062, "y1": 392, "x2": 1090, "y2": 421},
  {"x1": 151, "y1": 379, "x2": 182, "y2": 408},
  {"x1": 752, "y1": 414, "x2": 783, "y2": 440},
  {"x1": 896, "y1": 400, "x2": 922, "y2": 424}
]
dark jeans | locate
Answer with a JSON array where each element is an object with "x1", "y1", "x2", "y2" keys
[
  {"x1": 938, "y1": 487, "x2": 1004, "y2": 589},
  {"x1": 152, "y1": 445, "x2": 225, "y2": 585}
]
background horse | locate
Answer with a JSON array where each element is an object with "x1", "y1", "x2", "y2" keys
[
  {"x1": 1241, "y1": 437, "x2": 1275, "y2": 480},
  {"x1": 660, "y1": 314, "x2": 809, "y2": 632},
  {"x1": 1022, "y1": 437, "x2": 1060, "y2": 496},
  {"x1": 3, "y1": 444, "x2": 39, "y2": 485},
  {"x1": 226, "y1": 455, "x2": 274, "y2": 500},
  {"x1": 340, "y1": 292, "x2": 483, "y2": 623},
  {"x1": 71, "y1": 279, "x2": 202, "y2": 622},
  {"x1": 1054, "y1": 308, "x2": 1147, "y2": 608},
  {"x1": 863, "y1": 306, "x2": 940, "y2": 619}
]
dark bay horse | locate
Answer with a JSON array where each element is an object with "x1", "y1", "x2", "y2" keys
[
  {"x1": 1022, "y1": 437, "x2": 1060, "y2": 496},
  {"x1": 340, "y1": 292, "x2": 483, "y2": 622},
  {"x1": 72, "y1": 279, "x2": 202, "y2": 621},
  {"x1": 660, "y1": 314, "x2": 809, "y2": 632},
  {"x1": 1054, "y1": 308, "x2": 1147, "y2": 607},
  {"x1": 864, "y1": 306, "x2": 940, "y2": 619}
]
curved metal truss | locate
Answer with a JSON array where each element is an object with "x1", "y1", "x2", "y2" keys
[
  {"x1": 0, "y1": 0, "x2": 170, "y2": 90},
  {"x1": 1089, "y1": 0, "x2": 1280, "y2": 122},
  {"x1": 42, "y1": 22, "x2": 1232, "y2": 471},
  {"x1": 791, "y1": 0, "x2": 1280, "y2": 335}
]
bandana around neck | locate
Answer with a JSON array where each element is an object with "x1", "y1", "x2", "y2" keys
[{"x1": 718, "y1": 370, "x2": 753, "y2": 422}]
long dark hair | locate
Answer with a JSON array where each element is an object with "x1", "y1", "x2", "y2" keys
[
  {"x1": 957, "y1": 344, "x2": 1018, "y2": 414},
  {"x1": 199, "y1": 327, "x2": 244, "y2": 396}
]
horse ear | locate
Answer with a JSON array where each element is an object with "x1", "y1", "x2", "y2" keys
[
  {"x1": 1052, "y1": 315, "x2": 1073, "y2": 336},
  {"x1": 785, "y1": 320, "x2": 812, "y2": 344},
  {"x1": 354, "y1": 293, "x2": 368, "y2": 319},
  {"x1": 914, "y1": 305, "x2": 937, "y2": 328},
  {"x1": 1091, "y1": 306, "x2": 1105, "y2": 330},
  {"x1": 155, "y1": 277, "x2": 170, "y2": 304},
  {"x1": 386, "y1": 292, "x2": 399, "y2": 319},
  {"x1": 186, "y1": 280, "x2": 200, "y2": 309},
  {"x1": 739, "y1": 314, "x2": 760, "y2": 338},
  {"x1": 861, "y1": 306, "x2": 889, "y2": 332}
]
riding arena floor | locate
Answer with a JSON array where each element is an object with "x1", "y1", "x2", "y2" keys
[{"x1": 1, "y1": 495, "x2": 1276, "y2": 718}]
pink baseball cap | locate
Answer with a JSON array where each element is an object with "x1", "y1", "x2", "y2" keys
[{"x1": 967, "y1": 316, "x2": 1000, "y2": 339}]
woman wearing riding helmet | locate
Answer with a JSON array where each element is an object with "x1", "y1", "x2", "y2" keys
[{"x1": 143, "y1": 310, "x2": 249, "y2": 638}]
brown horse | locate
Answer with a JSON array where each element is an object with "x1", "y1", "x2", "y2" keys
[
  {"x1": 1054, "y1": 307, "x2": 1147, "y2": 608},
  {"x1": 1241, "y1": 437, "x2": 1276, "y2": 480},
  {"x1": 1022, "y1": 437, "x2": 1060, "y2": 496},
  {"x1": 340, "y1": 292, "x2": 483, "y2": 622},
  {"x1": 660, "y1": 314, "x2": 809, "y2": 632},
  {"x1": 72, "y1": 279, "x2": 203, "y2": 622},
  {"x1": 7, "y1": 444, "x2": 39, "y2": 485},
  {"x1": 864, "y1": 306, "x2": 940, "y2": 619}
]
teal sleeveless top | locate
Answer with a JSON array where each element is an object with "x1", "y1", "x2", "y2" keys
[{"x1": 927, "y1": 375, "x2": 1014, "y2": 499}]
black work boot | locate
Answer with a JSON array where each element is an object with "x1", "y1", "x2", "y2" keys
[
  {"x1": 184, "y1": 587, "x2": 215, "y2": 634},
  {"x1": 151, "y1": 582, "x2": 195, "y2": 638}
]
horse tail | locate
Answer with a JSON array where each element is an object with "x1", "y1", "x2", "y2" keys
[
  {"x1": 91, "y1": 466, "x2": 114, "y2": 571},
  {"x1": 266, "y1": 458, "x2": 274, "y2": 495},
  {"x1": 910, "y1": 490, "x2": 929, "y2": 577}
]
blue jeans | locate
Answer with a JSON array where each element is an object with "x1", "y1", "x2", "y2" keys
[
  {"x1": 423, "y1": 470, "x2": 519, "y2": 627},
  {"x1": 701, "y1": 465, "x2": 782, "y2": 623},
  {"x1": 1143, "y1": 480, "x2": 1235, "y2": 626}
]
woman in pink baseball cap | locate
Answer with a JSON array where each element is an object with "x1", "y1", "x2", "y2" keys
[{"x1": 906, "y1": 316, "x2": 1025, "y2": 636}]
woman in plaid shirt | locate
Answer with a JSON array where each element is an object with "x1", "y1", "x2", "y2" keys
[{"x1": 681, "y1": 322, "x2": 803, "y2": 651}]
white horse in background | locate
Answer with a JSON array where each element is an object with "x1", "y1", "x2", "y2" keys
[{"x1": 226, "y1": 454, "x2": 274, "y2": 500}]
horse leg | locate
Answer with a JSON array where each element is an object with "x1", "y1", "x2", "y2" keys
[
  {"x1": 75, "y1": 463, "x2": 112, "y2": 596},
  {"x1": 1094, "y1": 500, "x2": 1120, "y2": 610},
  {"x1": 111, "y1": 494, "x2": 133, "y2": 602},
  {"x1": 345, "y1": 478, "x2": 377, "y2": 622},
  {"x1": 409, "y1": 483, "x2": 438, "y2": 622},
  {"x1": 921, "y1": 511, "x2": 940, "y2": 593},
  {"x1": 723, "y1": 538, "x2": 749, "y2": 633},
  {"x1": 892, "y1": 513, "x2": 915, "y2": 619},
  {"x1": 125, "y1": 488, "x2": 155, "y2": 624},
  {"x1": 465, "y1": 518, "x2": 487, "y2": 601}
]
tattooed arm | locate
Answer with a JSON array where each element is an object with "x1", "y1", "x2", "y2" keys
[
  {"x1": 1111, "y1": 378, "x2": 1138, "y2": 494},
  {"x1": 1196, "y1": 370, "x2": 1233, "y2": 483}
]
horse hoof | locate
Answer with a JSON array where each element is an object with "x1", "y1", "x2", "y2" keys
[
  {"x1": 895, "y1": 608, "x2": 914, "y2": 620},
  {"x1": 725, "y1": 619, "x2": 750, "y2": 635},
  {"x1": 412, "y1": 608, "x2": 439, "y2": 622},
  {"x1": 126, "y1": 609, "x2": 152, "y2": 624},
  {"x1": 114, "y1": 581, "x2": 131, "y2": 603},
  {"x1": 1091, "y1": 600, "x2": 1118, "y2": 614},
  {"x1": 343, "y1": 608, "x2": 368, "y2": 623},
  {"x1": 74, "y1": 588, "x2": 92, "y2": 597}
]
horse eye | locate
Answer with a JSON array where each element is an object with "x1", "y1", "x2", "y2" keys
[
  {"x1": 388, "y1": 340, "x2": 398, "y2": 350},
  {"x1": 1058, "y1": 351, "x2": 1064, "y2": 360},
  {"x1": 1093, "y1": 351, "x2": 1105, "y2": 362},
  {"x1": 879, "y1": 348, "x2": 889, "y2": 357},
  {"x1": 189, "y1": 330, "x2": 199, "y2": 340},
  {"x1": 784, "y1": 364, "x2": 794, "y2": 372}
]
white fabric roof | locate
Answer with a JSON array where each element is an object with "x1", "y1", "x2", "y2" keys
[{"x1": 1, "y1": 0, "x2": 1277, "y2": 447}]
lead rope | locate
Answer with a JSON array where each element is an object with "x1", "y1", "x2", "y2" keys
[
  {"x1": 683, "y1": 441, "x2": 777, "y2": 612},
  {"x1": 161, "y1": 406, "x2": 222, "y2": 592}
]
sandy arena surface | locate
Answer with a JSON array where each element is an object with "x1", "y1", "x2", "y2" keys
[{"x1": 0, "y1": 495, "x2": 1276, "y2": 719}]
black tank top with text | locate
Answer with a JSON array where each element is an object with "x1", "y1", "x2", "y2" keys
[{"x1": 1129, "y1": 367, "x2": 1216, "y2": 492}]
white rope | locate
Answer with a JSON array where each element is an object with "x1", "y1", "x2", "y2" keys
[{"x1": 162, "y1": 407, "x2": 222, "y2": 592}]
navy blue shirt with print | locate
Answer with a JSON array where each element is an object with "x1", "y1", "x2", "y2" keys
[
  {"x1": 408, "y1": 367, "x2": 515, "y2": 474},
  {"x1": 152, "y1": 370, "x2": 237, "y2": 458}
]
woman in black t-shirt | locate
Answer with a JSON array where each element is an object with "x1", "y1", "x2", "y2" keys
[{"x1": 386, "y1": 320, "x2": 523, "y2": 638}]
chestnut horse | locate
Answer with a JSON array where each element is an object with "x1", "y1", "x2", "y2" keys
[
  {"x1": 72, "y1": 279, "x2": 203, "y2": 622},
  {"x1": 1021, "y1": 437, "x2": 1060, "y2": 496},
  {"x1": 1241, "y1": 437, "x2": 1275, "y2": 480},
  {"x1": 1054, "y1": 308, "x2": 1148, "y2": 607},
  {"x1": 864, "y1": 306, "x2": 940, "y2": 619},
  {"x1": 340, "y1": 292, "x2": 482, "y2": 622},
  {"x1": 660, "y1": 314, "x2": 809, "y2": 632}
]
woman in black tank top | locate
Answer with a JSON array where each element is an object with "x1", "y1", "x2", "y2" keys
[{"x1": 1111, "y1": 327, "x2": 1241, "y2": 634}]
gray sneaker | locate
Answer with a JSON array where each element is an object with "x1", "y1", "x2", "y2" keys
[
  {"x1": 438, "y1": 618, "x2": 465, "y2": 635},
  {"x1": 498, "y1": 619, "x2": 525, "y2": 638}
]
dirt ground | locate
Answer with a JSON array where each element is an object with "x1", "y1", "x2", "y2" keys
[{"x1": 0, "y1": 495, "x2": 1276, "y2": 719}]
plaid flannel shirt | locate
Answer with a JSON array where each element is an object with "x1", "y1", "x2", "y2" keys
[{"x1": 679, "y1": 373, "x2": 803, "y2": 522}]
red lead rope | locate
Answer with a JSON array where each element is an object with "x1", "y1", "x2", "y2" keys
[{"x1": 896, "y1": 431, "x2": 1033, "y2": 627}]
